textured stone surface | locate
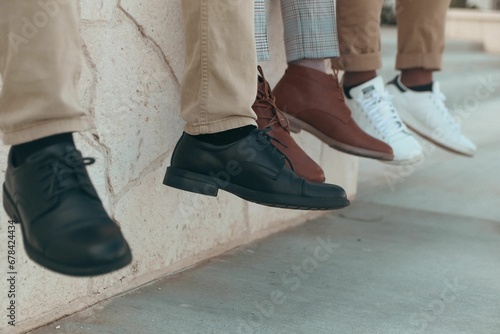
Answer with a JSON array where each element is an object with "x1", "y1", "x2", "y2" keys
[
  {"x1": 80, "y1": 0, "x2": 119, "y2": 21},
  {"x1": 0, "y1": 1, "x2": 357, "y2": 333}
]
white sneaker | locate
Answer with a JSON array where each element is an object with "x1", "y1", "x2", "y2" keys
[
  {"x1": 345, "y1": 76, "x2": 424, "y2": 165},
  {"x1": 387, "y1": 76, "x2": 477, "y2": 156}
]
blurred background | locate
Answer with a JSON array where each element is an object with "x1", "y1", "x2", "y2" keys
[{"x1": 383, "y1": 0, "x2": 500, "y2": 25}]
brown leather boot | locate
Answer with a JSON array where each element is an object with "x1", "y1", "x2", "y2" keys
[
  {"x1": 273, "y1": 64, "x2": 394, "y2": 161},
  {"x1": 253, "y1": 66, "x2": 325, "y2": 183}
]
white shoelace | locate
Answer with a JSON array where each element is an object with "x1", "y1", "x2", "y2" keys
[
  {"x1": 361, "y1": 91, "x2": 407, "y2": 140},
  {"x1": 429, "y1": 90, "x2": 461, "y2": 133}
]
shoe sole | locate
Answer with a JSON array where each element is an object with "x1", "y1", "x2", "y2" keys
[
  {"x1": 382, "y1": 151, "x2": 425, "y2": 166},
  {"x1": 382, "y1": 157, "x2": 424, "y2": 166},
  {"x1": 404, "y1": 122, "x2": 475, "y2": 157},
  {"x1": 2, "y1": 185, "x2": 132, "y2": 277},
  {"x1": 396, "y1": 107, "x2": 475, "y2": 157},
  {"x1": 163, "y1": 167, "x2": 350, "y2": 210},
  {"x1": 285, "y1": 114, "x2": 394, "y2": 161}
]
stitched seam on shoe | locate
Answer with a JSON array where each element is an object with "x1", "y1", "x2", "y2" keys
[{"x1": 200, "y1": 0, "x2": 209, "y2": 130}]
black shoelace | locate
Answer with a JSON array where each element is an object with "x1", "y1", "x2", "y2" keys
[
  {"x1": 258, "y1": 128, "x2": 293, "y2": 168},
  {"x1": 39, "y1": 150, "x2": 96, "y2": 199}
]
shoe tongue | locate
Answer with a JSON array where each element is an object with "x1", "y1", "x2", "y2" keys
[
  {"x1": 28, "y1": 144, "x2": 83, "y2": 178},
  {"x1": 361, "y1": 86, "x2": 377, "y2": 100},
  {"x1": 349, "y1": 76, "x2": 385, "y2": 100},
  {"x1": 351, "y1": 77, "x2": 407, "y2": 137},
  {"x1": 27, "y1": 143, "x2": 77, "y2": 163}
]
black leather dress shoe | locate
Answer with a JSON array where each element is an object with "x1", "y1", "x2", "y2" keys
[
  {"x1": 3, "y1": 143, "x2": 132, "y2": 276},
  {"x1": 163, "y1": 129, "x2": 350, "y2": 210}
]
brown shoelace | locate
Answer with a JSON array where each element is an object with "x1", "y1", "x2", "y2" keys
[{"x1": 255, "y1": 66, "x2": 290, "y2": 132}]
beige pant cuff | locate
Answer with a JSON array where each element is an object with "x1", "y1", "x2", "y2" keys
[
  {"x1": 332, "y1": 52, "x2": 382, "y2": 72},
  {"x1": 396, "y1": 53, "x2": 443, "y2": 71},
  {"x1": 2, "y1": 117, "x2": 91, "y2": 145},
  {"x1": 184, "y1": 116, "x2": 257, "y2": 135}
]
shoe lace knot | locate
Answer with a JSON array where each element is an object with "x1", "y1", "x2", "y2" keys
[
  {"x1": 255, "y1": 66, "x2": 290, "y2": 131},
  {"x1": 42, "y1": 149, "x2": 97, "y2": 199},
  {"x1": 255, "y1": 128, "x2": 292, "y2": 167}
]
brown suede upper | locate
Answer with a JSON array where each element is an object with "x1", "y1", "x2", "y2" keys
[
  {"x1": 273, "y1": 64, "x2": 393, "y2": 160},
  {"x1": 253, "y1": 66, "x2": 325, "y2": 183}
]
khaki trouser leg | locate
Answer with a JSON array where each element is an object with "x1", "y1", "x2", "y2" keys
[
  {"x1": 396, "y1": 0, "x2": 452, "y2": 71},
  {"x1": 181, "y1": 0, "x2": 258, "y2": 135},
  {"x1": 331, "y1": 0, "x2": 384, "y2": 71},
  {"x1": 0, "y1": 0, "x2": 89, "y2": 145}
]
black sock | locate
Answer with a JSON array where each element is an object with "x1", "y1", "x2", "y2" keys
[
  {"x1": 11, "y1": 132, "x2": 75, "y2": 166},
  {"x1": 190, "y1": 125, "x2": 256, "y2": 145},
  {"x1": 406, "y1": 82, "x2": 433, "y2": 92}
]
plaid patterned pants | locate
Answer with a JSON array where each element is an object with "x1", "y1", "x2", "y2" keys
[{"x1": 255, "y1": 0, "x2": 340, "y2": 62}]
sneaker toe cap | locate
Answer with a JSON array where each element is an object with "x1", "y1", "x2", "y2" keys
[
  {"x1": 390, "y1": 135, "x2": 424, "y2": 164},
  {"x1": 456, "y1": 136, "x2": 477, "y2": 156}
]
